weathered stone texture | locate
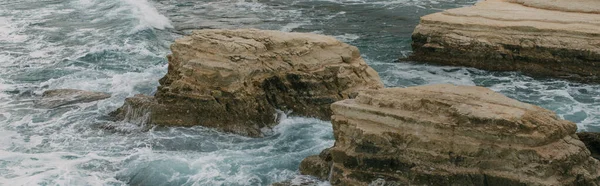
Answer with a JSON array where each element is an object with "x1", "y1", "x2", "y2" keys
[
  {"x1": 410, "y1": 0, "x2": 600, "y2": 82},
  {"x1": 301, "y1": 84, "x2": 600, "y2": 185},
  {"x1": 112, "y1": 29, "x2": 383, "y2": 136}
]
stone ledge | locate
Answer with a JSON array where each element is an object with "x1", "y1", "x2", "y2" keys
[
  {"x1": 409, "y1": 0, "x2": 600, "y2": 83},
  {"x1": 300, "y1": 84, "x2": 600, "y2": 185}
]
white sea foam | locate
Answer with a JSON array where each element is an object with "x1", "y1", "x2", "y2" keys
[
  {"x1": 334, "y1": 33, "x2": 360, "y2": 43},
  {"x1": 121, "y1": 0, "x2": 173, "y2": 30},
  {"x1": 1, "y1": 0, "x2": 598, "y2": 185},
  {"x1": 0, "y1": 17, "x2": 27, "y2": 43},
  {"x1": 372, "y1": 61, "x2": 476, "y2": 87},
  {"x1": 0, "y1": 0, "x2": 174, "y2": 184},
  {"x1": 112, "y1": 116, "x2": 334, "y2": 185},
  {"x1": 0, "y1": 151, "x2": 119, "y2": 186},
  {"x1": 280, "y1": 22, "x2": 307, "y2": 32},
  {"x1": 370, "y1": 57, "x2": 600, "y2": 131}
]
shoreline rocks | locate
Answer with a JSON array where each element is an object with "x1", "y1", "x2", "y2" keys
[
  {"x1": 299, "y1": 84, "x2": 600, "y2": 185},
  {"x1": 409, "y1": 0, "x2": 600, "y2": 83},
  {"x1": 111, "y1": 29, "x2": 383, "y2": 137},
  {"x1": 37, "y1": 89, "x2": 111, "y2": 108},
  {"x1": 578, "y1": 132, "x2": 600, "y2": 160}
]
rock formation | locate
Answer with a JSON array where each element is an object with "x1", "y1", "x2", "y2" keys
[
  {"x1": 409, "y1": 0, "x2": 600, "y2": 82},
  {"x1": 37, "y1": 89, "x2": 111, "y2": 108},
  {"x1": 299, "y1": 147, "x2": 332, "y2": 181},
  {"x1": 578, "y1": 132, "x2": 600, "y2": 160},
  {"x1": 300, "y1": 84, "x2": 600, "y2": 185},
  {"x1": 111, "y1": 29, "x2": 383, "y2": 137}
]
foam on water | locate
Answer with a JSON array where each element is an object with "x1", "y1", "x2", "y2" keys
[
  {"x1": 280, "y1": 22, "x2": 309, "y2": 32},
  {"x1": 0, "y1": 17, "x2": 28, "y2": 43},
  {"x1": 2, "y1": 0, "x2": 600, "y2": 185},
  {"x1": 115, "y1": 116, "x2": 334, "y2": 185},
  {"x1": 153, "y1": 0, "x2": 306, "y2": 32},
  {"x1": 120, "y1": 0, "x2": 174, "y2": 30},
  {"x1": 369, "y1": 59, "x2": 600, "y2": 131},
  {"x1": 333, "y1": 33, "x2": 361, "y2": 43},
  {"x1": 0, "y1": 0, "x2": 175, "y2": 184},
  {"x1": 0, "y1": 151, "x2": 120, "y2": 186}
]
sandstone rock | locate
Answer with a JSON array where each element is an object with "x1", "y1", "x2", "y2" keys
[
  {"x1": 270, "y1": 176, "x2": 322, "y2": 186},
  {"x1": 507, "y1": 0, "x2": 600, "y2": 14},
  {"x1": 300, "y1": 84, "x2": 600, "y2": 185},
  {"x1": 270, "y1": 181, "x2": 317, "y2": 186},
  {"x1": 111, "y1": 29, "x2": 383, "y2": 137},
  {"x1": 409, "y1": 0, "x2": 600, "y2": 82},
  {"x1": 111, "y1": 94, "x2": 157, "y2": 126},
  {"x1": 299, "y1": 147, "x2": 333, "y2": 181},
  {"x1": 37, "y1": 89, "x2": 111, "y2": 108},
  {"x1": 578, "y1": 132, "x2": 600, "y2": 160}
]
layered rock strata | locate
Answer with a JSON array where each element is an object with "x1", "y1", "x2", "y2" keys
[
  {"x1": 410, "y1": 0, "x2": 600, "y2": 82},
  {"x1": 111, "y1": 29, "x2": 383, "y2": 137},
  {"x1": 300, "y1": 84, "x2": 600, "y2": 185}
]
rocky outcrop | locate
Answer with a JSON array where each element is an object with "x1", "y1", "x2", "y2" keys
[
  {"x1": 409, "y1": 0, "x2": 600, "y2": 82},
  {"x1": 299, "y1": 148, "x2": 333, "y2": 180},
  {"x1": 37, "y1": 89, "x2": 111, "y2": 108},
  {"x1": 300, "y1": 84, "x2": 600, "y2": 185},
  {"x1": 111, "y1": 29, "x2": 383, "y2": 137},
  {"x1": 578, "y1": 132, "x2": 600, "y2": 160},
  {"x1": 270, "y1": 177, "x2": 322, "y2": 186},
  {"x1": 507, "y1": 0, "x2": 600, "y2": 14}
]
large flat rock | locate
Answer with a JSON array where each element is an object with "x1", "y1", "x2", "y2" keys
[
  {"x1": 300, "y1": 84, "x2": 600, "y2": 185},
  {"x1": 111, "y1": 29, "x2": 383, "y2": 137},
  {"x1": 410, "y1": 0, "x2": 600, "y2": 82},
  {"x1": 508, "y1": 0, "x2": 600, "y2": 13}
]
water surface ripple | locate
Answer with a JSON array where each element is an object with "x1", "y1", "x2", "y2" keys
[{"x1": 1, "y1": 0, "x2": 599, "y2": 185}]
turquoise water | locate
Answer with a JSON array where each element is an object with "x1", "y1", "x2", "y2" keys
[{"x1": 1, "y1": 0, "x2": 599, "y2": 185}]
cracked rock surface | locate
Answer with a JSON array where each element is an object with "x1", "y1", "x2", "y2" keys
[{"x1": 111, "y1": 29, "x2": 383, "y2": 137}]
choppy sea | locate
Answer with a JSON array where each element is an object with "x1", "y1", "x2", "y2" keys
[{"x1": 1, "y1": 0, "x2": 599, "y2": 185}]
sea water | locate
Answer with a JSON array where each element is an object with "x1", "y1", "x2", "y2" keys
[{"x1": 1, "y1": 0, "x2": 599, "y2": 185}]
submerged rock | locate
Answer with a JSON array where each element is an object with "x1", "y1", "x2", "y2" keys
[
  {"x1": 270, "y1": 177, "x2": 322, "y2": 186},
  {"x1": 37, "y1": 89, "x2": 111, "y2": 108},
  {"x1": 300, "y1": 84, "x2": 600, "y2": 185},
  {"x1": 409, "y1": 0, "x2": 600, "y2": 83},
  {"x1": 112, "y1": 29, "x2": 383, "y2": 137}
]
